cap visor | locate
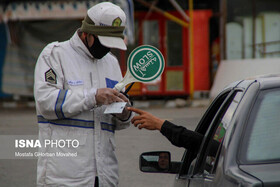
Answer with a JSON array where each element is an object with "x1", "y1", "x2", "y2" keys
[{"x1": 98, "y1": 36, "x2": 127, "y2": 50}]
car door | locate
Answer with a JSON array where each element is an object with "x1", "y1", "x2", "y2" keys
[
  {"x1": 172, "y1": 88, "x2": 243, "y2": 187},
  {"x1": 172, "y1": 88, "x2": 233, "y2": 186},
  {"x1": 187, "y1": 90, "x2": 243, "y2": 187}
]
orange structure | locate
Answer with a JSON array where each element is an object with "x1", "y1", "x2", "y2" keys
[{"x1": 119, "y1": 10, "x2": 212, "y2": 98}]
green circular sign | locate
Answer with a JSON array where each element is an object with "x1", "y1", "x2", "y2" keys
[{"x1": 128, "y1": 45, "x2": 165, "y2": 82}]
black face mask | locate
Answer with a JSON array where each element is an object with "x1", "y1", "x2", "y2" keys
[{"x1": 86, "y1": 35, "x2": 110, "y2": 59}]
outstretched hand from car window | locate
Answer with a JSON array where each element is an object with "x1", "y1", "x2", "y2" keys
[{"x1": 127, "y1": 107, "x2": 164, "y2": 130}]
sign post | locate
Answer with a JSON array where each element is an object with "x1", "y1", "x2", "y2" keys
[
  {"x1": 114, "y1": 45, "x2": 165, "y2": 91},
  {"x1": 105, "y1": 45, "x2": 165, "y2": 114}
]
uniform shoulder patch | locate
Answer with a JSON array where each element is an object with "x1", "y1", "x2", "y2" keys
[{"x1": 45, "y1": 68, "x2": 57, "y2": 84}]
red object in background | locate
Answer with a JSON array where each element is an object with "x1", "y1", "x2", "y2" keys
[
  {"x1": 192, "y1": 10, "x2": 212, "y2": 91},
  {"x1": 122, "y1": 10, "x2": 213, "y2": 97}
]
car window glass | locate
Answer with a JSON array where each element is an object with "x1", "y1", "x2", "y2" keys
[
  {"x1": 203, "y1": 91, "x2": 243, "y2": 174},
  {"x1": 179, "y1": 90, "x2": 232, "y2": 176},
  {"x1": 240, "y1": 89, "x2": 280, "y2": 163}
]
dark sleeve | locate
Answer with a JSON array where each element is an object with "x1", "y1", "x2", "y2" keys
[{"x1": 160, "y1": 120, "x2": 204, "y2": 151}]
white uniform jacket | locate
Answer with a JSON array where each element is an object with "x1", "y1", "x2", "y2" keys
[{"x1": 34, "y1": 31, "x2": 132, "y2": 187}]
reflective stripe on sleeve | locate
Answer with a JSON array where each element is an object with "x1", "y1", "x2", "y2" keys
[
  {"x1": 101, "y1": 122, "x2": 116, "y2": 133},
  {"x1": 37, "y1": 115, "x2": 94, "y2": 128},
  {"x1": 55, "y1": 89, "x2": 68, "y2": 119}
]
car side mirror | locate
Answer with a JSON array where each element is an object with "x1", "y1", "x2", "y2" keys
[{"x1": 139, "y1": 151, "x2": 171, "y2": 173}]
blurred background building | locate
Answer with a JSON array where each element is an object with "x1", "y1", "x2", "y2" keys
[{"x1": 0, "y1": 0, "x2": 280, "y2": 101}]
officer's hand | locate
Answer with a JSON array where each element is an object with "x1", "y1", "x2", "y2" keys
[
  {"x1": 113, "y1": 92, "x2": 132, "y2": 121},
  {"x1": 95, "y1": 88, "x2": 126, "y2": 105}
]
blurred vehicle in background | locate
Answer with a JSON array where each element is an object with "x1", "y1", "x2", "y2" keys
[{"x1": 139, "y1": 74, "x2": 280, "y2": 187}]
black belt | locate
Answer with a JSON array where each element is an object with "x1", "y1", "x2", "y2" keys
[{"x1": 95, "y1": 176, "x2": 99, "y2": 187}]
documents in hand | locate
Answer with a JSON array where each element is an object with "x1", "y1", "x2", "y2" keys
[{"x1": 104, "y1": 102, "x2": 127, "y2": 114}]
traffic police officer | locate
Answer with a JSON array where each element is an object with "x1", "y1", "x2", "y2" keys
[{"x1": 34, "y1": 2, "x2": 132, "y2": 186}]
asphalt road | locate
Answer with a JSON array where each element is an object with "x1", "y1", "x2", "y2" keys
[{"x1": 0, "y1": 105, "x2": 207, "y2": 187}]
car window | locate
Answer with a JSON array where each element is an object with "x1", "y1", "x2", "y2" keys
[
  {"x1": 178, "y1": 90, "x2": 232, "y2": 177},
  {"x1": 185, "y1": 90, "x2": 243, "y2": 175},
  {"x1": 202, "y1": 91, "x2": 243, "y2": 174},
  {"x1": 240, "y1": 88, "x2": 280, "y2": 164}
]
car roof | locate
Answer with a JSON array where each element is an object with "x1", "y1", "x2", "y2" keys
[{"x1": 223, "y1": 74, "x2": 280, "y2": 91}]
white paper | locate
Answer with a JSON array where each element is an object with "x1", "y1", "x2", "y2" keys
[{"x1": 104, "y1": 102, "x2": 127, "y2": 114}]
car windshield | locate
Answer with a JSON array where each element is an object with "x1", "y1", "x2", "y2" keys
[{"x1": 240, "y1": 88, "x2": 280, "y2": 163}]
